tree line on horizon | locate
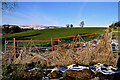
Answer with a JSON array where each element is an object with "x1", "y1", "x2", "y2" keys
[
  {"x1": 66, "y1": 21, "x2": 84, "y2": 28},
  {"x1": 2, "y1": 25, "x2": 32, "y2": 35}
]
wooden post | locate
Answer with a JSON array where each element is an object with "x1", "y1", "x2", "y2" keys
[
  {"x1": 5, "y1": 39, "x2": 6, "y2": 59},
  {"x1": 13, "y1": 38, "x2": 16, "y2": 60},
  {"x1": 51, "y1": 37, "x2": 54, "y2": 51}
]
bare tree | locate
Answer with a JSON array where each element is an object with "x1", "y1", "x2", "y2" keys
[
  {"x1": 1, "y1": 1, "x2": 17, "y2": 12},
  {"x1": 70, "y1": 24, "x2": 73, "y2": 28},
  {"x1": 66, "y1": 24, "x2": 69, "y2": 28},
  {"x1": 80, "y1": 21, "x2": 84, "y2": 27}
]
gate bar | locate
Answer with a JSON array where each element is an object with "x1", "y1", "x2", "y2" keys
[{"x1": 13, "y1": 38, "x2": 16, "y2": 60}]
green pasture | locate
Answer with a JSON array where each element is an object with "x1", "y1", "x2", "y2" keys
[{"x1": 2, "y1": 27, "x2": 107, "y2": 40}]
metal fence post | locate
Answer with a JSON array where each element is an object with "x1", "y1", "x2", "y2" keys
[
  {"x1": 72, "y1": 34, "x2": 79, "y2": 49},
  {"x1": 13, "y1": 38, "x2": 16, "y2": 60},
  {"x1": 78, "y1": 34, "x2": 81, "y2": 47},
  {"x1": 79, "y1": 35, "x2": 88, "y2": 46}
]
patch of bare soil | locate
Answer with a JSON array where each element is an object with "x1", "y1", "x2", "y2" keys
[
  {"x1": 63, "y1": 70, "x2": 94, "y2": 79},
  {"x1": 48, "y1": 70, "x2": 63, "y2": 79}
]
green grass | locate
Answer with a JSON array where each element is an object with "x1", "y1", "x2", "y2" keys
[
  {"x1": 2, "y1": 27, "x2": 107, "y2": 40},
  {"x1": 112, "y1": 27, "x2": 120, "y2": 31}
]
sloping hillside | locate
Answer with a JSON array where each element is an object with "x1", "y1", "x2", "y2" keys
[{"x1": 2, "y1": 27, "x2": 107, "y2": 40}]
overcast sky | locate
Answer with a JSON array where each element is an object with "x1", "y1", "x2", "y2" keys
[{"x1": 2, "y1": 2, "x2": 118, "y2": 27}]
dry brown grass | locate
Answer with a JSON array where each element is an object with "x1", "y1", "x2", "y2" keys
[
  {"x1": 12, "y1": 42, "x2": 118, "y2": 67},
  {"x1": 4, "y1": 29, "x2": 119, "y2": 67}
]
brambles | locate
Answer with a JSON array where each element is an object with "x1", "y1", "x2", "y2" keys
[{"x1": 4, "y1": 42, "x2": 116, "y2": 67}]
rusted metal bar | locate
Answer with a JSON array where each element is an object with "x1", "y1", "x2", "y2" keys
[
  {"x1": 4, "y1": 33, "x2": 104, "y2": 58},
  {"x1": 81, "y1": 33, "x2": 102, "y2": 36},
  {"x1": 32, "y1": 41, "x2": 41, "y2": 54},
  {"x1": 72, "y1": 34, "x2": 79, "y2": 49},
  {"x1": 30, "y1": 39, "x2": 32, "y2": 47},
  {"x1": 53, "y1": 33, "x2": 102, "y2": 39},
  {"x1": 26, "y1": 40, "x2": 31, "y2": 47},
  {"x1": 13, "y1": 38, "x2": 16, "y2": 60},
  {"x1": 78, "y1": 35, "x2": 81, "y2": 47},
  {"x1": 79, "y1": 35, "x2": 88, "y2": 46},
  {"x1": 6, "y1": 33, "x2": 103, "y2": 42}
]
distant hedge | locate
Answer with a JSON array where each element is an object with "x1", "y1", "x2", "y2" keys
[
  {"x1": 109, "y1": 21, "x2": 120, "y2": 28},
  {"x1": 2, "y1": 25, "x2": 31, "y2": 35}
]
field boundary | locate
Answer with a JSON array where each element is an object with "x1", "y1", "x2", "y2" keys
[{"x1": 4, "y1": 33, "x2": 104, "y2": 60}]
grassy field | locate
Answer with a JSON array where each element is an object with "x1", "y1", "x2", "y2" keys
[
  {"x1": 112, "y1": 27, "x2": 120, "y2": 31},
  {"x1": 2, "y1": 27, "x2": 107, "y2": 40}
]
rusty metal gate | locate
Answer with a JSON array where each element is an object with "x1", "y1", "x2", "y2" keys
[{"x1": 4, "y1": 33, "x2": 105, "y2": 60}]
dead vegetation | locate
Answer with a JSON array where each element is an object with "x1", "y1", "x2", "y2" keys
[
  {"x1": 6, "y1": 41, "x2": 117, "y2": 67},
  {"x1": 2, "y1": 29, "x2": 118, "y2": 67}
]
